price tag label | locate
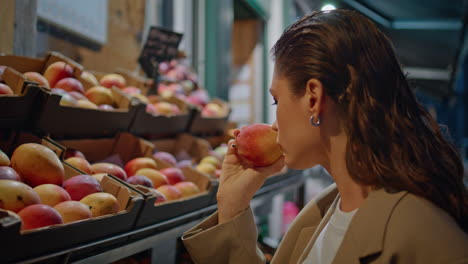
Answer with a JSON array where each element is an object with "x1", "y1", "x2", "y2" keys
[{"x1": 138, "y1": 27, "x2": 183, "y2": 77}]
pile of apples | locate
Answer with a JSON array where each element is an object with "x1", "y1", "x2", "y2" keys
[
  {"x1": 0, "y1": 144, "x2": 120, "y2": 231},
  {"x1": 157, "y1": 59, "x2": 228, "y2": 118},
  {"x1": 193, "y1": 144, "x2": 228, "y2": 179},
  {"x1": 64, "y1": 149, "x2": 202, "y2": 205}
]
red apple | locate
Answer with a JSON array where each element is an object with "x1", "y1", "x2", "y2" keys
[
  {"x1": 153, "y1": 152, "x2": 177, "y2": 167},
  {"x1": 146, "y1": 103, "x2": 158, "y2": 115},
  {"x1": 90, "y1": 163, "x2": 127, "y2": 180},
  {"x1": 54, "y1": 200, "x2": 92, "y2": 223},
  {"x1": 80, "y1": 192, "x2": 119, "y2": 217},
  {"x1": 160, "y1": 168, "x2": 185, "y2": 185},
  {"x1": 55, "y1": 77, "x2": 84, "y2": 94},
  {"x1": 33, "y1": 184, "x2": 71, "y2": 207},
  {"x1": 64, "y1": 149, "x2": 86, "y2": 160},
  {"x1": 0, "y1": 180, "x2": 41, "y2": 212},
  {"x1": 0, "y1": 83, "x2": 14, "y2": 95},
  {"x1": 63, "y1": 174, "x2": 103, "y2": 201},
  {"x1": 100, "y1": 73, "x2": 126, "y2": 89},
  {"x1": 0, "y1": 166, "x2": 21, "y2": 181},
  {"x1": 85, "y1": 86, "x2": 114, "y2": 106},
  {"x1": 135, "y1": 168, "x2": 168, "y2": 188},
  {"x1": 11, "y1": 143, "x2": 65, "y2": 187},
  {"x1": 236, "y1": 123, "x2": 283, "y2": 167},
  {"x1": 124, "y1": 157, "x2": 158, "y2": 176},
  {"x1": 0, "y1": 149, "x2": 10, "y2": 166},
  {"x1": 174, "y1": 181, "x2": 200, "y2": 198},
  {"x1": 177, "y1": 160, "x2": 193, "y2": 169},
  {"x1": 147, "y1": 188, "x2": 167, "y2": 204},
  {"x1": 156, "y1": 185, "x2": 182, "y2": 201},
  {"x1": 65, "y1": 157, "x2": 92, "y2": 174},
  {"x1": 80, "y1": 71, "x2": 99, "y2": 86},
  {"x1": 68, "y1": 91, "x2": 88, "y2": 101},
  {"x1": 18, "y1": 204, "x2": 63, "y2": 231},
  {"x1": 127, "y1": 175, "x2": 154, "y2": 188},
  {"x1": 44, "y1": 61, "x2": 74, "y2": 88},
  {"x1": 23, "y1": 72, "x2": 50, "y2": 88}
]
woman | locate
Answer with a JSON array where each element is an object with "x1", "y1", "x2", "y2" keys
[{"x1": 182, "y1": 9, "x2": 468, "y2": 264}]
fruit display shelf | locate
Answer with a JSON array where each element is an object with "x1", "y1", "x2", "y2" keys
[{"x1": 9, "y1": 170, "x2": 304, "y2": 264}]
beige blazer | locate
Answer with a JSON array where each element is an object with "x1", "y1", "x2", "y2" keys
[{"x1": 182, "y1": 184, "x2": 468, "y2": 264}]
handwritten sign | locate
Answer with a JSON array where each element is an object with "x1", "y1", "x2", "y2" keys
[{"x1": 138, "y1": 27, "x2": 183, "y2": 77}]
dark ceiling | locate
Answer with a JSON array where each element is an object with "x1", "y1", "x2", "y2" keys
[{"x1": 295, "y1": 0, "x2": 467, "y2": 97}]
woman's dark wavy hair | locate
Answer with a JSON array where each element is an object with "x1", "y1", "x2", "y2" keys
[{"x1": 272, "y1": 9, "x2": 468, "y2": 232}]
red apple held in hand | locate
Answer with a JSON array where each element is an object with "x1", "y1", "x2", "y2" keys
[
  {"x1": 135, "y1": 168, "x2": 168, "y2": 188},
  {"x1": 65, "y1": 157, "x2": 92, "y2": 174},
  {"x1": 236, "y1": 123, "x2": 283, "y2": 167},
  {"x1": 90, "y1": 163, "x2": 127, "y2": 180},
  {"x1": 23, "y1": 72, "x2": 50, "y2": 88},
  {"x1": 0, "y1": 167, "x2": 21, "y2": 181},
  {"x1": 153, "y1": 152, "x2": 177, "y2": 167},
  {"x1": 156, "y1": 185, "x2": 182, "y2": 201},
  {"x1": 0, "y1": 83, "x2": 14, "y2": 95},
  {"x1": 124, "y1": 157, "x2": 158, "y2": 176},
  {"x1": 11, "y1": 143, "x2": 65, "y2": 187},
  {"x1": 174, "y1": 181, "x2": 200, "y2": 198},
  {"x1": 100, "y1": 73, "x2": 126, "y2": 89},
  {"x1": 63, "y1": 174, "x2": 103, "y2": 201},
  {"x1": 33, "y1": 184, "x2": 71, "y2": 207},
  {"x1": 127, "y1": 175, "x2": 154, "y2": 188},
  {"x1": 18, "y1": 204, "x2": 63, "y2": 231},
  {"x1": 54, "y1": 200, "x2": 92, "y2": 223},
  {"x1": 160, "y1": 168, "x2": 185, "y2": 185},
  {"x1": 44, "y1": 61, "x2": 74, "y2": 88}
]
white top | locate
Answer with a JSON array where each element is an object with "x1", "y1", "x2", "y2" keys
[{"x1": 302, "y1": 199, "x2": 358, "y2": 264}]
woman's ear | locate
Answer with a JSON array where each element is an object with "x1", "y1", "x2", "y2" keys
[{"x1": 305, "y1": 78, "x2": 324, "y2": 116}]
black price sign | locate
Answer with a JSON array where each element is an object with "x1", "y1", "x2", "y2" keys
[{"x1": 138, "y1": 27, "x2": 183, "y2": 77}]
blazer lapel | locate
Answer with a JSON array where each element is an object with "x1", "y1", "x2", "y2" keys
[
  {"x1": 288, "y1": 226, "x2": 318, "y2": 264},
  {"x1": 332, "y1": 188, "x2": 409, "y2": 264},
  {"x1": 296, "y1": 194, "x2": 340, "y2": 263}
]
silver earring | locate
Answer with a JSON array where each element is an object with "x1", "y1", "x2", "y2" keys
[{"x1": 310, "y1": 115, "x2": 321, "y2": 126}]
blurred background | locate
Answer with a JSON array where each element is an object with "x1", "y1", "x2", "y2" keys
[{"x1": 0, "y1": 1, "x2": 466, "y2": 263}]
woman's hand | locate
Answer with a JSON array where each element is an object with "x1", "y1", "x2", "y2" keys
[{"x1": 217, "y1": 130, "x2": 285, "y2": 224}]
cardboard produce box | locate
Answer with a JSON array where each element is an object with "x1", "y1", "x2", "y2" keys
[
  {"x1": 0, "y1": 68, "x2": 49, "y2": 129},
  {"x1": 0, "y1": 131, "x2": 144, "y2": 263},
  {"x1": 188, "y1": 98, "x2": 231, "y2": 136},
  {"x1": 0, "y1": 51, "x2": 83, "y2": 84},
  {"x1": 36, "y1": 86, "x2": 139, "y2": 139},
  {"x1": 130, "y1": 94, "x2": 194, "y2": 139}
]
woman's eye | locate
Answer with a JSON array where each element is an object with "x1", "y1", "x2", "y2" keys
[{"x1": 272, "y1": 99, "x2": 278, "y2": 105}]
